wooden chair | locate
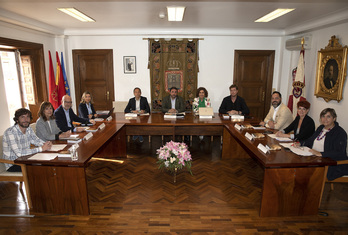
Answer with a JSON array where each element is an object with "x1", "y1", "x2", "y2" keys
[
  {"x1": 326, "y1": 160, "x2": 348, "y2": 190},
  {"x1": 319, "y1": 159, "x2": 348, "y2": 206},
  {"x1": 113, "y1": 101, "x2": 151, "y2": 143},
  {"x1": 0, "y1": 135, "x2": 32, "y2": 208}
]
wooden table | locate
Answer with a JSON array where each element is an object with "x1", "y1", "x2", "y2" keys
[
  {"x1": 15, "y1": 121, "x2": 126, "y2": 215},
  {"x1": 222, "y1": 124, "x2": 336, "y2": 217},
  {"x1": 15, "y1": 112, "x2": 336, "y2": 216}
]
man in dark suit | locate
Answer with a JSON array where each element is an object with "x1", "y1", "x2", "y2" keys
[
  {"x1": 124, "y1": 87, "x2": 151, "y2": 143},
  {"x1": 324, "y1": 65, "x2": 336, "y2": 89},
  {"x1": 55, "y1": 95, "x2": 95, "y2": 132},
  {"x1": 124, "y1": 87, "x2": 151, "y2": 114},
  {"x1": 161, "y1": 87, "x2": 185, "y2": 113}
]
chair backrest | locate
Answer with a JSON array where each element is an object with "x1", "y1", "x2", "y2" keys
[
  {"x1": 113, "y1": 101, "x2": 129, "y2": 113},
  {"x1": 0, "y1": 135, "x2": 5, "y2": 174},
  {"x1": 30, "y1": 122, "x2": 36, "y2": 133}
]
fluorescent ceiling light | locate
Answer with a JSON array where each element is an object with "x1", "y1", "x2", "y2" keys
[
  {"x1": 255, "y1": 8, "x2": 295, "y2": 22},
  {"x1": 167, "y1": 6, "x2": 185, "y2": 21},
  {"x1": 58, "y1": 8, "x2": 95, "y2": 22}
]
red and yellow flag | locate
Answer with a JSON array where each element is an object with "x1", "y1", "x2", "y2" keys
[
  {"x1": 48, "y1": 51, "x2": 58, "y2": 109},
  {"x1": 56, "y1": 51, "x2": 66, "y2": 106}
]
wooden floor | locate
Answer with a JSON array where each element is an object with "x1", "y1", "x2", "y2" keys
[{"x1": 1, "y1": 136, "x2": 348, "y2": 234}]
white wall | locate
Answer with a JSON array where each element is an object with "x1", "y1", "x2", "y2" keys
[
  {"x1": 1, "y1": 19, "x2": 348, "y2": 134},
  {"x1": 285, "y1": 22, "x2": 348, "y2": 132},
  {"x1": 66, "y1": 35, "x2": 283, "y2": 111}
]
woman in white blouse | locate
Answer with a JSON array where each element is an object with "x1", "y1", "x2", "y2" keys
[
  {"x1": 36, "y1": 101, "x2": 71, "y2": 141},
  {"x1": 298, "y1": 108, "x2": 347, "y2": 180}
]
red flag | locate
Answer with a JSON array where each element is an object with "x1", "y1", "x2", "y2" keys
[
  {"x1": 48, "y1": 51, "x2": 58, "y2": 109},
  {"x1": 56, "y1": 51, "x2": 66, "y2": 106},
  {"x1": 287, "y1": 47, "x2": 306, "y2": 118}
]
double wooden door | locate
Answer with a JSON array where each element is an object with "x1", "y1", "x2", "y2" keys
[
  {"x1": 72, "y1": 49, "x2": 114, "y2": 112},
  {"x1": 234, "y1": 50, "x2": 275, "y2": 120}
]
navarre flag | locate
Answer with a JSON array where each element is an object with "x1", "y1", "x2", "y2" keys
[
  {"x1": 48, "y1": 51, "x2": 58, "y2": 109},
  {"x1": 61, "y1": 52, "x2": 70, "y2": 96},
  {"x1": 56, "y1": 51, "x2": 66, "y2": 106},
  {"x1": 288, "y1": 47, "x2": 306, "y2": 118}
]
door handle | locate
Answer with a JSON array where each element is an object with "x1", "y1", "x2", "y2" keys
[{"x1": 106, "y1": 91, "x2": 110, "y2": 101}]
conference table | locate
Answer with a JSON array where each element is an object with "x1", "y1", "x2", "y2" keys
[{"x1": 15, "y1": 112, "x2": 336, "y2": 217}]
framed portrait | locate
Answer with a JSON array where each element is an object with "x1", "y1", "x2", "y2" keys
[
  {"x1": 314, "y1": 36, "x2": 348, "y2": 102},
  {"x1": 124, "y1": 56, "x2": 136, "y2": 74}
]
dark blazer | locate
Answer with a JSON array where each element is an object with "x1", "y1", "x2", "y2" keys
[
  {"x1": 54, "y1": 105, "x2": 89, "y2": 132},
  {"x1": 161, "y1": 95, "x2": 185, "y2": 113},
  {"x1": 283, "y1": 114, "x2": 315, "y2": 141},
  {"x1": 78, "y1": 102, "x2": 96, "y2": 119},
  {"x1": 218, "y1": 95, "x2": 249, "y2": 115},
  {"x1": 124, "y1": 96, "x2": 151, "y2": 113},
  {"x1": 302, "y1": 122, "x2": 348, "y2": 180}
]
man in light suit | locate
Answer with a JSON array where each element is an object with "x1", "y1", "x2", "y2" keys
[
  {"x1": 161, "y1": 87, "x2": 185, "y2": 113},
  {"x1": 259, "y1": 91, "x2": 293, "y2": 130},
  {"x1": 124, "y1": 87, "x2": 151, "y2": 114},
  {"x1": 55, "y1": 95, "x2": 95, "y2": 132}
]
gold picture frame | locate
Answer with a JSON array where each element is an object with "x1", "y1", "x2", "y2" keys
[{"x1": 314, "y1": 35, "x2": 348, "y2": 102}]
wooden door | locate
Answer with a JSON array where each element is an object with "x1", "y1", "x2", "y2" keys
[
  {"x1": 234, "y1": 50, "x2": 275, "y2": 121},
  {"x1": 72, "y1": 49, "x2": 114, "y2": 112}
]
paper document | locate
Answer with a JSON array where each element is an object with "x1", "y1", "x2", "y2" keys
[
  {"x1": 29, "y1": 153, "x2": 57, "y2": 161},
  {"x1": 48, "y1": 144, "x2": 67, "y2": 152},
  {"x1": 60, "y1": 134, "x2": 79, "y2": 140},
  {"x1": 289, "y1": 146, "x2": 313, "y2": 156},
  {"x1": 275, "y1": 137, "x2": 292, "y2": 142},
  {"x1": 253, "y1": 126, "x2": 266, "y2": 130},
  {"x1": 94, "y1": 118, "x2": 104, "y2": 122},
  {"x1": 267, "y1": 134, "x2": 277, "y2": 139}
]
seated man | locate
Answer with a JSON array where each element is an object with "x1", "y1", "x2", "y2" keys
[
  {"x1": 260, "y1": 91, "x2": 293, "y2": 130},
  {"x1": 125, "y1": 87, "x2": 151, "y2": 142},
  {"x1": 55, "y1": 95, "x2": 95, "y2": 132},
  {"x1": 124, "y1": 87, "x2": 151, "y2": 114},
  {"x1": 2, "y1": 108, "x2": 52, "y2": 172},
  {"x1": 161, "y1": 87, "x2": 185, "y2": 113},
  {"x1": 219, "y1": 84, "x2": 249, "y2": 115}
]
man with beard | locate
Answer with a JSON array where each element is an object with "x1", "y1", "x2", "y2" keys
[
  {"x1": 161, "y1": 87, "x2": 185, "y2": 113},
  {"x1": 324, "y1": 65, "x2": 336, "y2": 89},
  {"x1": 259, "y1": 91, "x2": 293, "y2": 130},
  {"x1": 2, "y1": 108, "x2": 52, "y2": 172},
  {"x1": 219, "y1": 84, "x2": 249, "y2": 115}
]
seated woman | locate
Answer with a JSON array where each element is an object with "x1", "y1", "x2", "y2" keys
[
  {"x1": 124, "y1": 87, "x2": 151, "y2": 142},
  {"x1": 276, "y1": 100, "x2": 315, "y2": 142},
  {"x1": 36, "y1": 101, "x2": 71, "y2": 141},
  {"x1": 78, "y1": 91, "x2": 98, "y2": 119},
  {"x1": 299, "y1": 108, "x2": 348, "y2": 180},
  {"x1": 192, "y1": 87, "x2": 211, "y2": 114}
]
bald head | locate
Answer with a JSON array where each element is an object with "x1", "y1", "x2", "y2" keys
[{"x1": 62, "y1": 95, "x2": 72, "y2": 110}]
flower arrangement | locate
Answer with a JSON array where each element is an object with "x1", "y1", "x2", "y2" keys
[{"x1": 156, "y1": 141, "x2": 192, "y2": 175}]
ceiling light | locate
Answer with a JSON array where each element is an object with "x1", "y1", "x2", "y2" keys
[
  {"x1": 255, "y1": 8, "x2": 295, "y2": 22},
  {"x1": 58, "y1": 8, "x2": 95, "y2": 22},
  {"x1": 167, "y1": 6, "x2": 185, "y2": 21}
]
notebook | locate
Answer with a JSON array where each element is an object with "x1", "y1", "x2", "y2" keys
[{"x1": 199, "y1": 107, "x2": 214, "y2": 116}]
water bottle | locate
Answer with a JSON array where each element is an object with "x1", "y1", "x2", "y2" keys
[{"x1": 71, "y1": 145, "x2": 78, "y2": 161}]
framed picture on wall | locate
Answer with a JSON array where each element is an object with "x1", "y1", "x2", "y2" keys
[
  {"x1": 314, "y1": 36, "x2": 348, "y2": 102},
  {"x1": 124, "y1": 56, "x2": 136, "y2": 74}
]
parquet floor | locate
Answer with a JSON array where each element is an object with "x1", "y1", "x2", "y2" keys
[{"x1": 1, "y1": 136, "x2": 348, "y2": 234}]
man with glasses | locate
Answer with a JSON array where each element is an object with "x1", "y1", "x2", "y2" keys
[{"x1": 55, "y1": 95, "x2": 95, "y2": 132}]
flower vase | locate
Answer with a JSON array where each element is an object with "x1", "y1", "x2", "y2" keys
[{"x1": 173, "y1": 167, "x2": 177, "y2": 183}]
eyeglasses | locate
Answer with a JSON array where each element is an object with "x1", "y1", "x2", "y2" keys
[{"x1": 64, "y1": 101, "x2": 72, "y2": 104}]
